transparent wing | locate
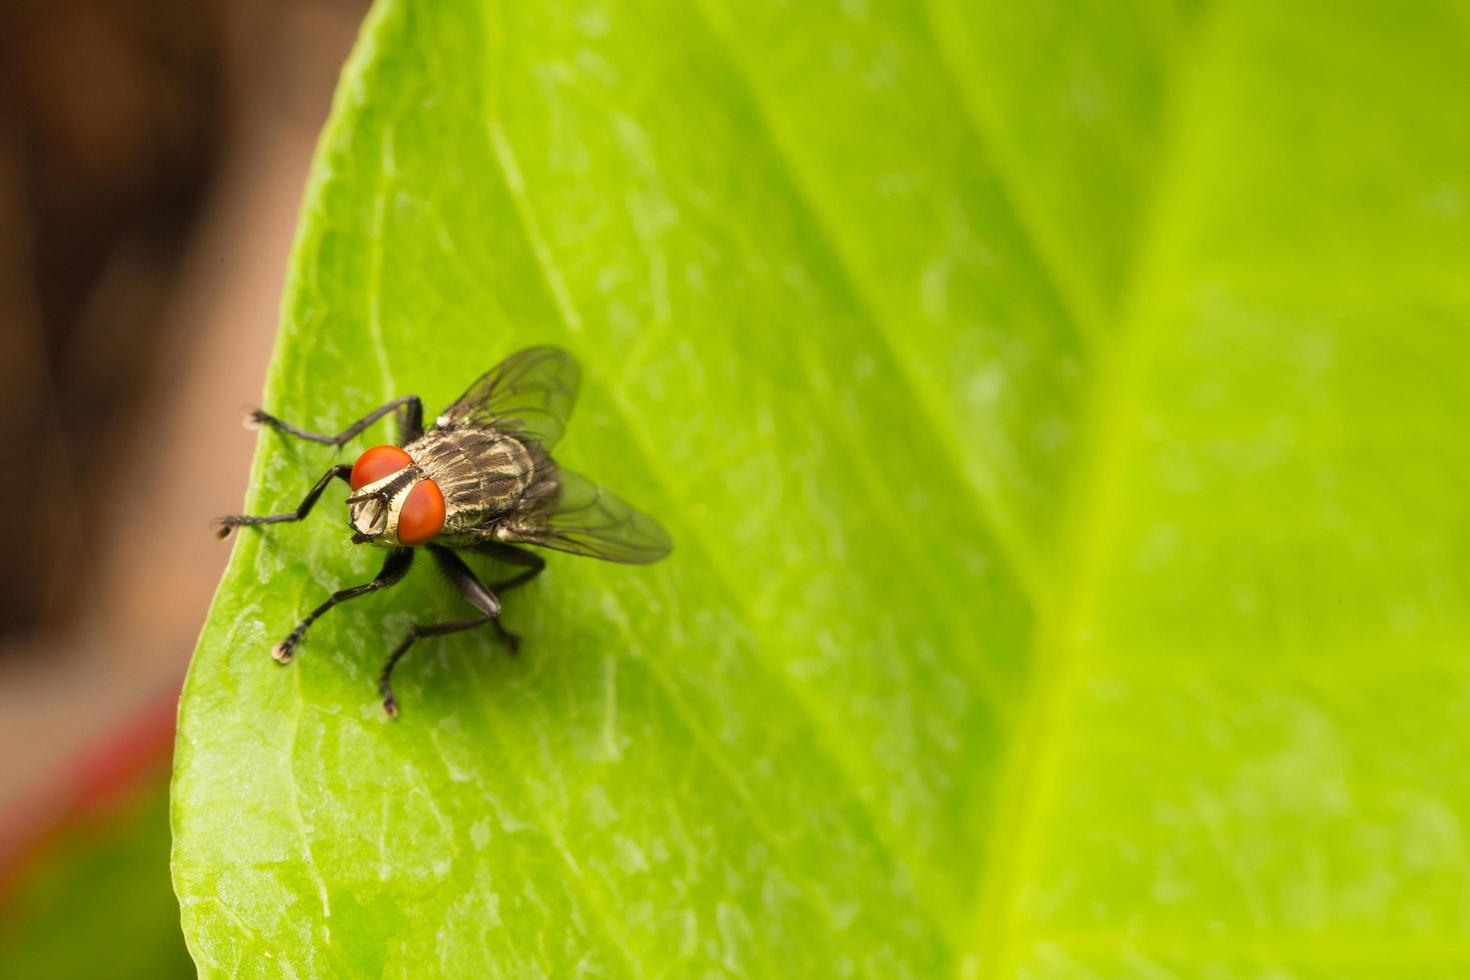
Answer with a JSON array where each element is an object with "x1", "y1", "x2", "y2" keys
[
  {"x1": 501, "y1": 468, "x2": 672, "y2": 564},
  {"x1": 438, "y1": 346, "x2": 580, "y2": 449}
]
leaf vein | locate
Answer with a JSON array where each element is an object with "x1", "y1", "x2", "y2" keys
[
  {"x1": 479, "y1": 105, "x2": 951, "y2": 949},
  {"x1": 689, "y1": 0, "x2": 1052, "y2": 610}
]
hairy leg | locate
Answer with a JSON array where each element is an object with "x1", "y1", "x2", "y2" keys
[
  {"x1": 213, "y1": 464, "x2": 352, "y2": 539},
  {"x1": 247, "y1": 394, "x2": 424, "y2": 447},
  {"x1": 378, "y1": 545, "x2": 508, "y2": 717},
  {"x1": 471, "y1": 542, "x2": 546, "y2": 652},
  {"x1": 274, "y1": 548, "x2": 414, "y2": 663}
]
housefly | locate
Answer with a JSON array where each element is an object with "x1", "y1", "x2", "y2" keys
[{"x1": 215, "y1": 346, "x2": 671, "y2": 716}]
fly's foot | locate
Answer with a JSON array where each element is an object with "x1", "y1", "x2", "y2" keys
[
  {"x1": 242, "y1": 409, "x2": 265, "y2": 431},
  {"x1": 271, "y1": 638, "x2": 298, "y2": 664},
  {"x1": 380, "y1": 683, "x2": 400, "y2": 719},
  {"x1": 213, "y1": 515, "x2": 242, "y2": 540},
  {"x1": 493, "y1": 621, "x2": 521, "y2": 655}
]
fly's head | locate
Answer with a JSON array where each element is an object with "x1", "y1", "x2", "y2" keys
[{"x1": 346, "y1": 445, "x2": 446, "y2": 547}]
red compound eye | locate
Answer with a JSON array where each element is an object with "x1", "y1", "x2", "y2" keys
[
  {"x1": 350, "y1": 445, "x2": 412, "y2": 490},
  {"x1": 397, "y1": 479, "x2": 445, "y2": 545}
]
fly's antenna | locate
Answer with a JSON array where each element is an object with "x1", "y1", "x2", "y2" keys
[{"x1": 346, "y1": 468, "x2": 421, "y2": 505}]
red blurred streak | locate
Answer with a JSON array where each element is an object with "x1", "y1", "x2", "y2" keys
[{"x1": 0, "y1": 680, "x2": 179, "y2": 896}]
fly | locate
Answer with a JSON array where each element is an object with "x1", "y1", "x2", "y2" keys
[{"x1": 214, "y1": 346, "x2": 672, "y2": 716}]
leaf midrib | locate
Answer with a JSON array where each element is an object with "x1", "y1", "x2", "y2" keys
[
  {"x1": 686, "y1": 0, "x2": 1120, "y2": 966},
  {"x1": 959, "y1": 3, "x2": 1220, "y2": 975},
  {"x1": 475, "y1": 0, "x2": 1134, "y2": 962}
]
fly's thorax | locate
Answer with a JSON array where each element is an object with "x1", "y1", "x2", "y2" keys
[{"x1": 406, "y1": 427, "x2": 538, "y2": 529}]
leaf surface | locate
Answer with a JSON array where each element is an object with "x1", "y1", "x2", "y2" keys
[{"x1": 173, "y1": 0, "x2": 1470, "y2": 975}]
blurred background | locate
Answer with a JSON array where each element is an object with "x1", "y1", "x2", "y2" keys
[{"x1": 0, "y1": 0, "x2": 367, "y2": 970}]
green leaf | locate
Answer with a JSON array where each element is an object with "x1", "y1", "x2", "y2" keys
[{"x1": 172, "y1": 0, "x2": 1470, "y2": 975}]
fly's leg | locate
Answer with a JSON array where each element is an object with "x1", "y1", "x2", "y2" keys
[
  {"x1": 476, "y1": 542, "x2": 547, "y2": 592},
  {"x1": 213, "y1": 464, "x2": 352, "y2": 539},
  {"x1": 247, "y1": 394, "x2": 424, "y2": 447},
  {"x1": 379, "y1": 545, "x2": 505, "y2": 717},
  {"x1": 273, "y1": 548, "x2": 414, "y2": 663},
  {"x1": 473, "y1": 542, "x2": 546, "y2": 654},
  {"x1": 396, "y1": 397, "x2": 424, "y2": 444}
]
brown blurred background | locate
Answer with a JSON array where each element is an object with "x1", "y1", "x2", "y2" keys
[{"x1": 0, "y1": 0, "x2": 368, "y2": 851}]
